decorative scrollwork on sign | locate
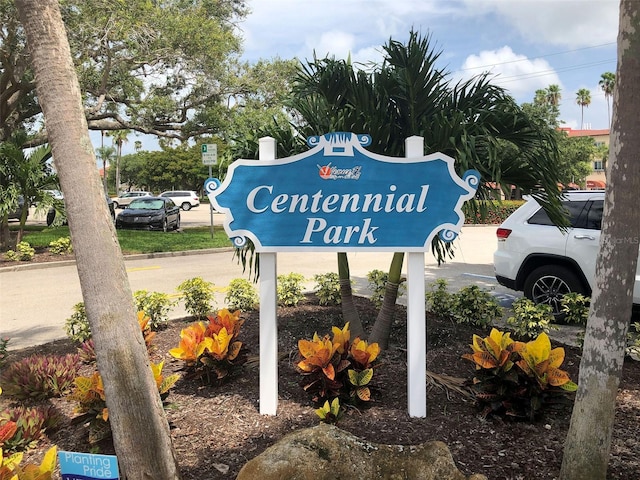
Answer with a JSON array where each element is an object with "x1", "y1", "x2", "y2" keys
[
  {"x1": 204, "y1": 178, "x2": 221, "y2": 195},
  {"x1": 232, "y1": 236, "x2": 247, "y2": 248},
  {"x1": 439, "y1": 229, "x2": 458, "y2": 242},
  {"x1": 463, "y1": 170, "x2": 480, "y2": 189}
]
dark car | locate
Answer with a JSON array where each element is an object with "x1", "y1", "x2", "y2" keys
[
  {"x1": 8, "y1": 196, "x2": 28, "y2": 221},
  {"x1": 47, "y1": 195, "x2": 116, "y2": 226},
  {"x1": 115, "y1": 197, "x2": 180, "y2": 232}
]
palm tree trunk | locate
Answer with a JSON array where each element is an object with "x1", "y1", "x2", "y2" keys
[
  {"x1": 368, "y1": 252, "x2": 405, "y2": 349},
  {"x1": 337, "y1": 252, "x2": 364, "y2": 338}
]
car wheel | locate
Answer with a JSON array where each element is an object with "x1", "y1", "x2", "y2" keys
[
  {"x1": 173, "y1": 215, "x2": 180, "y2": 231},
  {"x1": 523, "y1": 265, "x2": 586, "y2": 321},
  {"x1": 163, "y1": 219, "x2": 168, "y2": 233},
  {"x1": 181, "y1": 202, "x2": 191, "y2": 211}
]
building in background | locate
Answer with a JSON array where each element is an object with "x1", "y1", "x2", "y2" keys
[{"x1": 560, "y1": 127, "x2": 608, "y2": 190}]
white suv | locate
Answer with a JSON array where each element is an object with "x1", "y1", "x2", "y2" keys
[
  {"x1": 112, "y1": 191, "x2": 153, "y2": 209},
  {"x1": 159, "y1": 191, "x2": 200, "y2": 211},
  {"x1": 494, "y1": 191, "x2": 640, "y2": 317}
]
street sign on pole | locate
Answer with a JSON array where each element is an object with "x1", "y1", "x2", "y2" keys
[{"x1": 201, "y1": 144, "x2": 218, "y2": 166}]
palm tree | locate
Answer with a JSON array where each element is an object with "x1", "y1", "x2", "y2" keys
[
  {"x1": 599, "y1": 71, "x2": 615, "y2": 127},
  {"x1": 576, "y1": 88, "x2": 591, "y2": 129},
  {"x1": 109, "y1": 130, "x2": 130, "y2": 194},
  {"x1": 96, "y1": 145, "x2": 115, "y2": 192},
  {"x1": 288, "y1": 31, "x2": 567, "y2": 348}
]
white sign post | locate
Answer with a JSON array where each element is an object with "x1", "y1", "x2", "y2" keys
[{"x1": 202, "y1": 144, "x2": 218, "y2": 238}]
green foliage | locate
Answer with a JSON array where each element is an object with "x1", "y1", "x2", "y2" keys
[
  {"x1": 315, "y1": 398, "x2": 342, "y2": 424},
  {"x1": 0, "y1": 405, "x2": 63, "y2": 453},
  {"x1": 224, "y1": 278, "x2": 259, "y2": 311},
  {"x1": 64, "y1": 302, "x2": 91, "y2": 343},
  {"x1": 297, "y1": 323, "x2": 380, "y2": 405},
  {"x1": 0, "y1": 354, "x2": 81, "y2": 400},
  {"x1": 507, "y1": 298, "x2": 557, "y2": 340},
  {"x1": 560, "y1": 293, "x2": 590, "y2": 325},
  {"x1": 47, "y1": 236, "x2": 72, "y2": 255},
  {"x1": 463, "y1": 201, "x2": 524, "y2": 225},
  {"x1": 313, "y1": 272, "x2": 342, "y2": 306},
  {"x1": 4, "y1": 242, "x2": 35, "y2": 261},
  {"x1": 626, "y1": 322, "x2": 640, "y2": 361},
  {"x1": 367, "y1": 269, "x2": 405, "y2": 309},
  {"x1": 177, "y1": 277, "x2": 215, "y2": 319},
  {"x1": 0, "y1": 337, "x2": 9, "y2": 370},
  {"x1": 277, "y1": 272, "x2": 306, "y2": 307},
  {"x1": 451, "y1": 285, "x2": 503, "y2": 327},
  {"x1": 133, "y1": 290, "x2": 176, "y2": 330},
  {"x1": 425, "y1": 279, "x2": 454, "y2": 318},
  {"x1": 463, "y1": 329, "x2": 577, "y2": 421}
]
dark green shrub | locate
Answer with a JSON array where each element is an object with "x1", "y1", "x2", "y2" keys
[
  {"x1": 425, "y1": 279, "x2": 454, "y2": 318},
  {"x1": 366, "y1": 269, "x2": 405, "y2": 309},
  {"x1": 0, "y1": 354, "x2": 81, "y2": 400},
  {"x1": 277, "y1": 272, "x2": 306, "y2": 306},
  {"x1": 64, "y1": 302, "x2": 91, "y2": 343},
  {"x1": 560, "y1": 293, "x2": 590, "y2": 325},
  {"x1": 451, "y1": 285, "x2": 503, "y2": 327},
  {"x1": 133, "y1": 290, "x2": 176, "y2": 329},
  {"x1": 507, "y1": 298, "x2": 557, "y2": 340},
  {"x1": 463, "y1": 200, "x2": 524, "y2": 225},
  {"x1": 177, "y1": 277, "x2": 215, "y2": 319},
  {"x1": 225, "y1": 278, "x2": 259, "y2": 311},
  {"x1": 313, "y1": 272, "x2": 342, "y2": 306}
]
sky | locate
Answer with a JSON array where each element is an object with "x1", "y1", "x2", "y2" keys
[{"x1": 112, "y1": 0, "x2": 619, "y2": 155}]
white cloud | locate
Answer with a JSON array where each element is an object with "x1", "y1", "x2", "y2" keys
[{"x1": 459, "y1": 46, "x2": 561, "y2": 101}]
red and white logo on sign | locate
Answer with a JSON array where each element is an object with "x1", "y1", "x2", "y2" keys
[{"x1": 318, "y1": 163, "x2": 332, "y2": 179}]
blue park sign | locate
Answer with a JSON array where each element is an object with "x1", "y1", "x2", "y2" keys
[{"x1": 205, "y1": 132, "x2": 480, "y2": 252}]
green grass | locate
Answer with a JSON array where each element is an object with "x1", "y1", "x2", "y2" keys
[{"x1": 13, "y1": 225, "x2": 232, "y2": 254}]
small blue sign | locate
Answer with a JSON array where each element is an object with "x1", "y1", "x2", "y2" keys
[
  {"x1": 206, "y1": 132, "x2": 480, "y2": 252},
  {"x1": 58, "y1": 451, "x2": 119, "y2": 480}
]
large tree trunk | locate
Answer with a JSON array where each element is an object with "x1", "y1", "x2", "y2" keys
[
  {"x1": 560, "y1": 2, "x2": 640, "y2": 478},
  {"x1": 15, "y1": 2, "x2": 182, "y2": 479},
  {"x1": 337, "y1": 252, "x2": 364, "y2": 339},
  {"x1": 369, "y1": 252, "x2": 405, "y2": 349}
]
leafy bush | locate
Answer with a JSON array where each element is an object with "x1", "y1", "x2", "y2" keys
[
  {"x1": 313, "y1": 272, "x2": 342, "y2": 306},
  {"x1": 297, "y1": 322, "x2": 380, "y2": 405},
  {"x1": 560, "y1": 293, "x2": 590, "y2": 325},
  {"x1": 367, "y1": 269, "x2": 405, "y2": 309},
  {"x1": 225, "y1": 278, "x2": 259, "y2": 311},
  {"x1": 70, "y1": 361, "x2": 178, "y2": 444},
  {"x1": 277, "y1": 272, "x2": 306, "y2": 306},
  {"x1": 177, "y1": 277, "x2": 215, "y2": 319},
  {"x1": 0, "y1": 337, "x2": 9, "y2": 370},
  {"x1": 133, "y1": 290, "x2": 176, "y2": 330},
  {"x1": 64, "y1": 302, "x2": 91, "y2": 343},
  {"x1": 451, "y1": 285, "x2": 503, "y2": 327},
  {"x1": 0, "y1": 354, "x2": 81, "y2": 400},
  {"x1": 463, "y1": 200, "x2": 524, "y2": 225},
  {"x1": 462, "y1": 328, "x2": 577, "y2": 421},
  {"x1": 4, "y1": 242, "x2": 35, "y2": 261},
  {"x1": 315, "y1": 397, "x2": 342, "y2": 424},
  {"x1": 626, "y1": 322, "x2": 640, "y2": 361},
  {"x1": 169, "y1": 309, "x2": 245, "y2": 385},
  {"x1": 425, "y1": 279, "x2": 454, "y2": 318},
  {"x1": 0, "y1": 405, "x2": 63, "y2": 452},
  {"x1": 0, "y1": 444, "x2": 57, "y2": 480},
  {"x1": 48, "y1": 236, "x2": 72, "y2": 255},
  {"x1": 507, "y1": 298, "x2": 557, "y2": 340}
]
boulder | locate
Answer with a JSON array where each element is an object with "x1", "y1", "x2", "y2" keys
[{"x1": 237, "y1": 423, "x2": 486, "y2": 480}]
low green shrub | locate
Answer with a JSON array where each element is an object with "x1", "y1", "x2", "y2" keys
[
  {"x1": 48, "y1": 236, "x2": 73, "y2": 255},
  {"x1": 64, "y1": 302, "x2": 91, "y2": 343},
  {"x1": 0, "y1": 353, "x2": 81, "y2": 400},
  {"x1": 4, "y1": 241, "x2": 35, "y2": 261},
  {"x1": 560, "y1": 293, "x2": 590, "y2": 325},
  {"x1": 425, "y1": 279, "x2": 454, "y2": 318},
  {"x1": 177, "y1": 277, "x2": 215, "y2": 319},
  {"x1": 451, "y1": 285, "x2": 503, "y2": 327},
  {"x1": 277, "y1": 272, "x2": 306, "y2": 306},
  {"x1": 463, "y1": 200, "x2": 524, "y2": 225},
  {"x1": 0, "y1": 337, "x2": 9, "y2": 369},
  {"x1": 313, "y1": 272, "x2": 342, "y2": 306},
  {"x1": 133, "y1": 290, "x2": 176, "y2": 330},
  {"x1": 507, "y1": 298, "x2": 557, "y2": 340},
  {"x1": 225, "y1": 278, "x2": 259, "y2": 311}
]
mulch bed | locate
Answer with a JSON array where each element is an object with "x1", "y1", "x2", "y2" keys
[{"x1": 2, "y1": 294, "x2": 640, "y2": 479}]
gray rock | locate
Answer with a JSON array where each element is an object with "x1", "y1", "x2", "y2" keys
[{"x1": 237, "y1": 423, "x2": 487, "y2": 480}]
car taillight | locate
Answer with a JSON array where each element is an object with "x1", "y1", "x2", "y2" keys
[{"x1": 496, "y1": 228, "x2": 512, "y2": 241}]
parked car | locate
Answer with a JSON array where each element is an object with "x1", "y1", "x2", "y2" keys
[
  {"x1": 115, "y1": 197, "x2": 180, "y2": 232},
  {"x1": 8, "y1": 196, "x2": 28, "y2": 221},
  {"x1": 112, "y1": 191, "x2": 153, "y2": 209},
  {"x1": 158, "y1": 190, "x2": 200, "y2": 211},
  {"x1": 47, "y1": 195, "x2": 116, "y2": 226},
  {"x1": 494, "y1": 190, "x2": 640, "y2": 318}
]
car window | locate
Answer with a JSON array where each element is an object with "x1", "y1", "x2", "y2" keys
[
  {"x1": 584, "y1": 200, "x2": 603, "y2": 230},
  {"x1": 527, "y1": 201, "x2": 589, "y2": 228},
  {"x1": 129, "y1": 199, "x2": 164, "y2": 210}
]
